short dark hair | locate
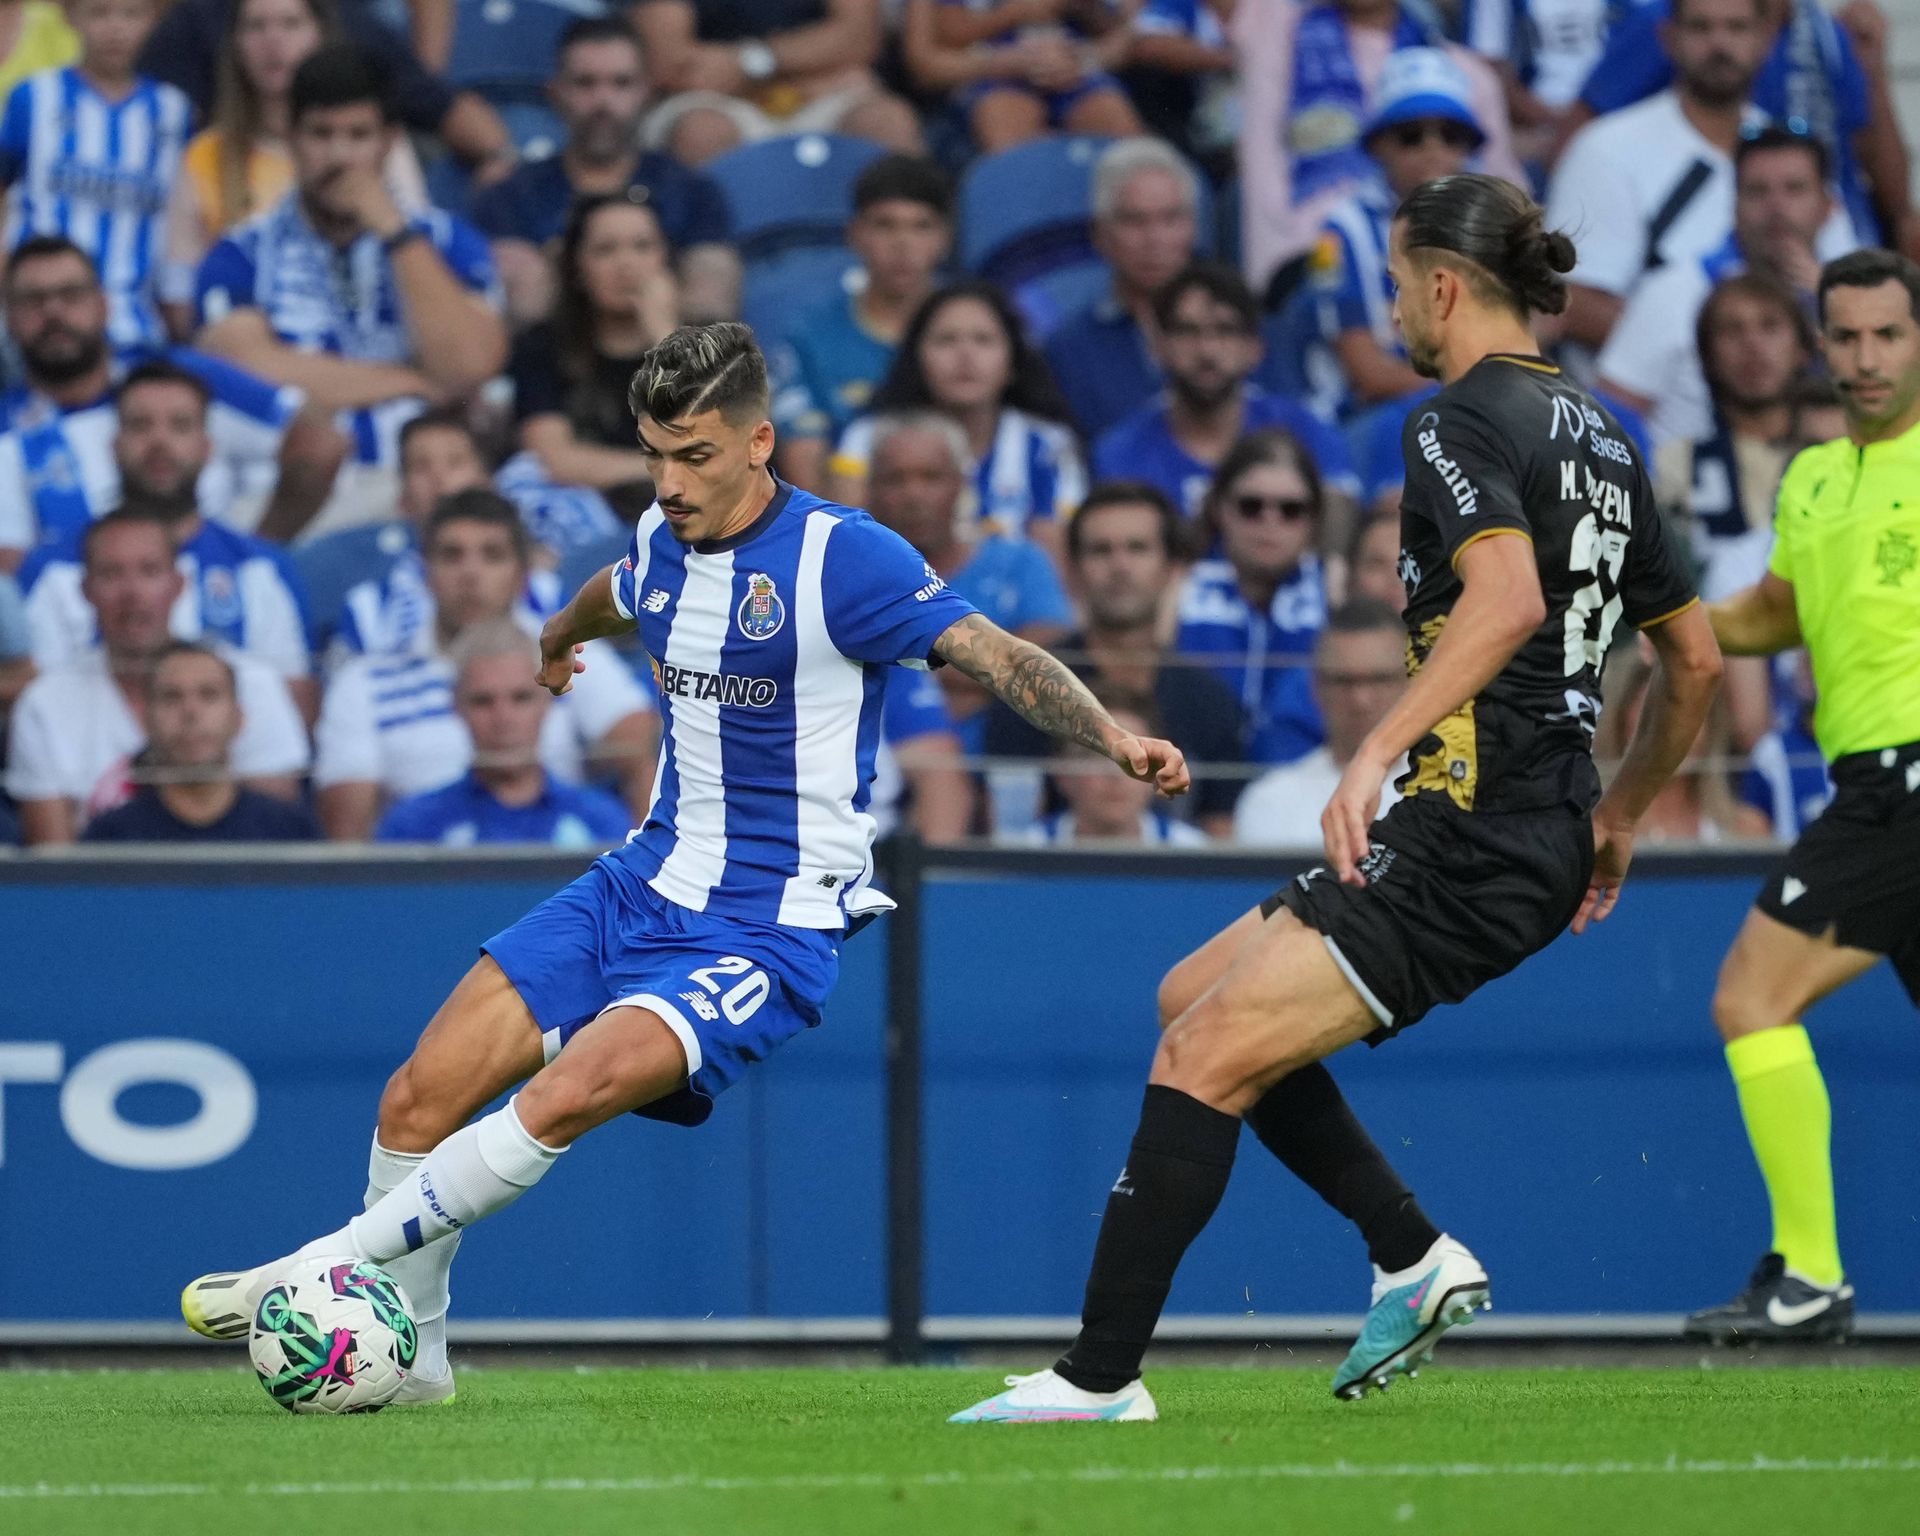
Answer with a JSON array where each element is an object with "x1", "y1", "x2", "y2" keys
[
  {"x1": 1321, "y1": 596, "x2": 1404, "y2": 639},
  {"x1": 6, "y1": 234, "x2": 96, "y2": 283},
  {"x1": 557, "y1": 14, "x2": 642, "y2": 59},
  {"x1": 291, "y1": 43, "x2": 392, "y2": 126},
  {"x1": 1066, "y1": 481, "x2": 1184, "y2": 564},
  {"x1": 628, "y1": 322, "x2": 770, "y2": 427},
  {"x1": 1817, "y1": 246, "x2": 1920, "y2": 326},
  {"x1": 399, "y1": 405, "x2": 484, "y2": 460},
  {"x1": 423, "y1": 488, "x2": 530, "y2": 566},
  {"x1": 1736, "y1": 123, "x2": 1830, "y2": 185},
  {"x1": 82, "y1": 507, "x2": 175, "y2": 569},
  {"x1": 149, "y1": 640, "x2": 237, "y2": 700},
  {"x1": 1152, "y1": 261, "x2": 1260, "y2": 334},
  {"x1": 1396, "y1": 172, "x2": 1576, "y2": 317},
  {"x1": 853, "y1": 154, "x2": 952, "y2": 220},
  {"x1": 117, "y1": 359, "x2": 211, "y2": 416}
]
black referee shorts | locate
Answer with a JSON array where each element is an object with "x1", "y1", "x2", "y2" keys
[
  {"x1": 1754, "y1": 739, "x2": 1920, "y2": 1004},
  {"x1": 1262, "y1": 793, "x2": 1594, "y2": 1042}
]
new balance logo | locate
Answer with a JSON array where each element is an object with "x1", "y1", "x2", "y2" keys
[
  {"x1": 642, "y1": 589, "x2": 670, "y2": 614},
  {"x1": 1780, "y1": 876, "x2": 1807, "y2": 905},
  {"x1": 1111, "y1": 1167, "x2": 1135, "y2": 1197},
  {"x1": 1907, "y1": 760, "x2": 1920, "y2": 794}
]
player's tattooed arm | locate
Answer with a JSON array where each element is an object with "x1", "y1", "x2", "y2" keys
[{"x1": 932, "y1": 613, "x2": 1191, "y2": 796}]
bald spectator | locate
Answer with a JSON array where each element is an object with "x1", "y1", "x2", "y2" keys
[
  {"x1": 1233, "y1": 598, "x2": 1406, "y2": 847},
  {"x1": 313, "y1": 490, "x2": 657, "y2": 841},
  {"x1": 5, "y1": 511, "x2": 309, "y2": 845},
  {"x1": 375, "y1": 621, "x2": 634, "y2": 848},
  {"x1": 82, "y1": 642, "x2": 320, "y2": 842}
]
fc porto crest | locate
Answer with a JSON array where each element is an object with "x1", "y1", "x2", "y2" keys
[{"x1": 736, "y1": 571, "x2": 785, "y2": 640}]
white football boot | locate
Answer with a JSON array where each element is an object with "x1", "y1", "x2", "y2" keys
[
  {"x1": 949, "y1": 1368, "x2": 1157, "y2": 1423},
  {"x1": 180, "y1": 1262, "x2": 286, "y2": 1341}
]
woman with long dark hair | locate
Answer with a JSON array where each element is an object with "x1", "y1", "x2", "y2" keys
[
  {"x1": 1176, "y1": 428, "x2": 1330, "y2": 765},
  {"x1": 828, "y1": 280, "x2": 1084, "y2": 561},
  {"x1": 160, "y1": 0, "x2": 426, "y2": 333},
  {"x1": 507, "y1": 192, "x2": 681, "y2": 493}
]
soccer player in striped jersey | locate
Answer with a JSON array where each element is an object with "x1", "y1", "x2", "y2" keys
[
  {"x1": 0, "y1": 0, "x2": 189, "y2": 350},
  {"x1": 180, "y1": 321, "x2": 1189, "y2": 1403}
]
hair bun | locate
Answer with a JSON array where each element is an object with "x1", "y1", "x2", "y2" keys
[{"x1": 1541, "y1": 229, "x2": 1577, "y2": 274}]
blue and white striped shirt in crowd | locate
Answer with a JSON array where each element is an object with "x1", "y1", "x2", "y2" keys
[
  {"x1": 0, "y1": 68, "x2": 191, "y2": 349},
  {"x1": 195, "y1": 195, "x2": 500, "y2": 467},
  {"x1": 832, "y1": 407, "x2": 1087, "y2": 539},
  {"x1": 0, "y1": 346, "x2": 302, "y2": 556},
  {"x1": 610, "y1": 480, "x2": 978, "y2": 929}
]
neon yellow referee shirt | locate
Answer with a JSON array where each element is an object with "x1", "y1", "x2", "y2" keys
[{"x1": 1769, "y1": 417, "x2": 1920, "y2": 759}]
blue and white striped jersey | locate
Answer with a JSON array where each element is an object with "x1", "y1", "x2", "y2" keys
[
  {"x1": 0, "y1": 346, "x2": 302, "y2": 554},
  {"x1": 610, "y1": 480, "x2": 978, "y2": 929},
  {"x1": 195, "y1": 195, "x2": 500, "y2": 467},
  {"x1": 0, "y1": 67, "x2": 191, "y2": 349}
]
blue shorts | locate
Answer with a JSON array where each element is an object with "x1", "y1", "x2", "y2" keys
[{"x1": 482, "y1": 857, "x2": 840, "y2": 1126}]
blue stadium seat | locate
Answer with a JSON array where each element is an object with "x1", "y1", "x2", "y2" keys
[
  {"x1": 959, "y1": 137, "x2": 1215, "y2": 291},
  {"x1": 446, "y1": 0, "x2": 607, "y2": 108},
  {"x1": 293, "y1": 523, "x2": 414, "y2": 655},
  {"x1": 705, "y1": 135, "x2": 890, "y2": 265},
  {"x1": 740, "y1": 245, "x2": 860, "y2": 346}
]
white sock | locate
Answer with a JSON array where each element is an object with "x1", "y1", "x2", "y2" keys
[
  {"x1": 364, "y1": 1138, "x2": 460, "y2": 1378},
  {"x1": 301, "y1": 1098, "x2": 561, "y2": 1285}
]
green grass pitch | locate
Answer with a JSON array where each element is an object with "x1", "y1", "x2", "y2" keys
[{"x1": 3, "y1": 1364, "x2": 1916, "y2": 1535}]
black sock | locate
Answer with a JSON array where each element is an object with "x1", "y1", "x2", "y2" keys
[
  {"x1": 1054, "y1": 1085, "x2": 1240, "y2": 1393},
  {"x1": 1242, "y1": 1063, "x2": 1439, "y2": 1272}
]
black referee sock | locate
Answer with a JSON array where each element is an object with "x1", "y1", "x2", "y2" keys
[
  {"x1": 1055, "y1": 1085, "x2": 1240, "y2": 1394},
  {"x1": 1243, "y1": 1063, "x2": 1439, "y2": 1273}
]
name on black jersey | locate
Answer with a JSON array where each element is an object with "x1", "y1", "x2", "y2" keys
[
  {"x1": 1414, "y1": 412, "x2": 1479, "y2": 516},
  {"x1": 1561, "y1": 460, "x2": 1634, "y2": 529},
  {"x1": 657, "y1": 662, "x2": 779, "y2": 708}
]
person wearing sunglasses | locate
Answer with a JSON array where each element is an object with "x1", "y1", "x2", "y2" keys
[
  {"x1": 1172, "y1": 428, "x2": 1330, "y2": 766},
  {"x1": 1305, "y1": 47, "x2": 1488, "y2": 421},
  {"x1": 1091, "y1": 261, "x2": 1359, "y2": 528}
]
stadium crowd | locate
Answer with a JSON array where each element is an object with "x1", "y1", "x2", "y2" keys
[{"x1": 0, "y1": 0, "x2": 1901, "y2": 849}]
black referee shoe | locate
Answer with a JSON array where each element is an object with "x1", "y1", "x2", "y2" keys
[{"x1": 1684, "y1": 1252, "x2": 1855, "y2": 1344}]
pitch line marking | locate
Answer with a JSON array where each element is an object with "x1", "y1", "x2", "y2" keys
[{"x1": 3, "y1": 1456, "x2": 1918, "y2": 1500}]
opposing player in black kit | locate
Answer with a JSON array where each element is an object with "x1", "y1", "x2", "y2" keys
[{"x1": 953, "y1": 175, "x2": 1726, "y2": 1423}]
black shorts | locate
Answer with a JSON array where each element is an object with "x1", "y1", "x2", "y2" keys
[
  {"x1": 1754, "y1": 739, "x2": 1920, "y2": 1004},
  {"x1": 1262, "y1": 793, "x2": 1594, "y2": 1042}
]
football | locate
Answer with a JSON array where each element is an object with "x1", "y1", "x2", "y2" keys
[{"x1": 247, "y1": 1257, "x2": 419, "y2": 1414}]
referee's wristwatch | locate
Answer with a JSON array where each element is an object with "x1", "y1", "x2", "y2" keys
[{"x1": 737, "y1": 40, "x2": 777, "y2": 82}]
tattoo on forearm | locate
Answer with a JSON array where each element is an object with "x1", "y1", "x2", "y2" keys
[{"x1": 938, "y1": 614, "x2": 1113, "y2": 753}]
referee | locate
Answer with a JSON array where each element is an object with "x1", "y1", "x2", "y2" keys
[{"x1": 1687, "y1": 249, "x2": 1920, "y2": 1344}]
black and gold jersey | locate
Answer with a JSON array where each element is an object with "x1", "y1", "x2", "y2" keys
[{"x1": 1395, "y1": 354, "x2": 1698, "y2": 816}]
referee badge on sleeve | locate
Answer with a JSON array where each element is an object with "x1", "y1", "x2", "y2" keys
[{"x1": 737, "y1": 572, "x2": 786, "y2": 640}]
